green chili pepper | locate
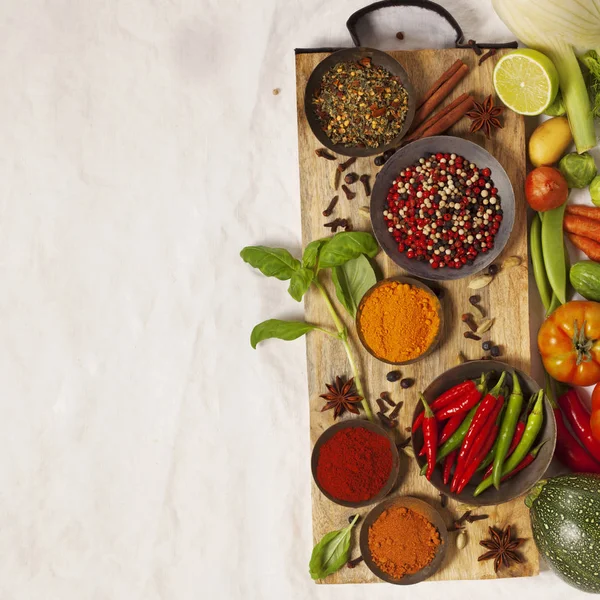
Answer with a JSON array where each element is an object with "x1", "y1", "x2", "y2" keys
[
  {"x1": 530, "y1": 213, "x2": 552, "y2": 312},
  {"x1": 473, "y1": 390, "x2": 545, "y2": 497},
  {"x1": 547, "y1": 293, "x2": 561, "y2": 315},
  {"x1": 491, "y1": 372, "x2": 524, "y2": 490},
  {"x1": 420, "y1": 404, "x2": 479, "y2": 476},
  {"x1": 541, "y1": 203, "x2": 567, "y2": 304}
]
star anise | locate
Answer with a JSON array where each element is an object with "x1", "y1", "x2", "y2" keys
[
  {"x1": 478, "y1": 525, "x2": 525, "y2": 573},
  {"x1": 467, "y1": 95, "x2": 504, "y2": 138},
  {"x1": 319, "y1": 376, "x2": 362, "y2": 419}
]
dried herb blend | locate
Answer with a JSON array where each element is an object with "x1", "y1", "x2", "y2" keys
[{"x1": 312, "y1": 58, "x2": 409, "y2": 148}]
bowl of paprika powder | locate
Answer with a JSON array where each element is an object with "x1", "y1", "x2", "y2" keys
[{"x1": 311, "y1": 419, "x2": 400, "y2": 508}]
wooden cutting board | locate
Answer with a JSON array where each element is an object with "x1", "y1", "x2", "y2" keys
[{"x1": 295, "y1": 48, "x2": 535, "y2": 584}]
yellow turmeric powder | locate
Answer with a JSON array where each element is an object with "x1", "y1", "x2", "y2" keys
[{"x1": 358, "y1": 281, "x2": 440, "y2": 363}]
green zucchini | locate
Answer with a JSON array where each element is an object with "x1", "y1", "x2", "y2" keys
[
  {"x1": 570, "y1": 261, "x2": 600, "y2": 301},
  {"x1": 526, "y1": 474, "x2": 600, "y2": 593}
]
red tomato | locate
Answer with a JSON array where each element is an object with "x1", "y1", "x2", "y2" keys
[
  {"x1": 538, "y1": 301, "x2": 600, "y2": 386},
  {"x1": 592, "y1": 383, "x2": 600, "y2": 442},
  {"x1": 525, "y1": 166, "x2": 568, "y2": 212}
]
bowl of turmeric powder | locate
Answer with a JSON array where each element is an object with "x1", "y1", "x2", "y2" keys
[{"x1": 356, "y1": 277, "x2": 442, "y2": 365}]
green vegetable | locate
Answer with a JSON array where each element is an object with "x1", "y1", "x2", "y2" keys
[
  {"x1": 309, "y1": 515, "x2": 359, "y2": 580},
  {"x1": 590, "y1": 175, "x2": 600, "y2": 206},
  {"x1": 530, "y1": 214, "x2": 552, "y2": 312},
  {"x1": 526, "y1": 474, "x2": 600, "y2": 593},
  {"x1": 331, "y1": 255, "x2": 377, "y2": 318},
  {"x1": 492, "y1": 0, "x2": 597, "y2": 153},
  {"x1": 241, "y1": 231, "x2": 380, "y2": 421},
  {"x1": 559, "y1": 152, "x2": 597, "y2": 188},
  {"x1": 474, "y1": 390, "x2": 545, "y2": 496},
  {"x1": 544, "y1": 90, "x2": 566, "y2": 116},
  {"x1": 579, "y1": 50, "x2": 600, "y2": 119},
  {"x1": 542, "y1": 203, "x2": 567, "y2": 304},
  {"x1": 570, "y1": 261, "x2": 600, "y2": 301},
  {"x1": 492, "y1": 372, "x2": 523, "y2": 490}
]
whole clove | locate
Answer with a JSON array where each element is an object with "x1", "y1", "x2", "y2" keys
[
  {"x1": 322, "y1": 195, "x2": 339, "y2": 217},
  {"x1": 359, "y1": 174, "x2": 371, "y2": 196},
  {"x1": 316, "y1": 148, "x2": 336, "y2": 160},
  {"x1": 467, "y1": 39, "x2": 482, "y2": 56},
  {"x1": 479, "y1": 49, "x2": 497, "y2": 66},
  {"x1": 439, "y1": 492, "x2": 448, "y2": 508},
  {"x1": 338, "y1": 156, "x2": 357, "y2": 172},
  {"x1": 378, "y1": 411, "x2": 398, "y2": 429},
  {"x1": 466, "y1": 513, "x2": 489, "y2": 523},
  {"x1": 341, "y1": 184, "x2": 356, "y2": 200},
  {"x1": 464, "y1": 331, "x2": 482, "y2": 341},
  {"x1": 389, "y1": 401, "x2": 403, "y2": 420},
  {"x1": 347, "y1": 555, "x2": 364, "y2": 569},
  {"x1": 462, "y1": 313, "x2": 478, "y2": 332},
  {"x1": 396, "y1": 436, "x2": 411, "y2": 450},
  {"x1": 456, "y1": 510, "x2": 472, "y2": 526},
  {"x1": 344, "y1": 172, "x2": 359, "y2": 185},
  {"x1": 333, "y1": 168, "x2": 341, "y2": 190},
  {"x1": 380, "y1": 391, "x2": 395, "y2": 407},
  {"x1": 469, "y1": 295, "x2": 481, "y2": 305},
  {"x1": 376, "y1": 397, "x2": 389, "y2": 414},
  {"x1": 324, "y1": 217, "x2": 350, "y2": 232}
]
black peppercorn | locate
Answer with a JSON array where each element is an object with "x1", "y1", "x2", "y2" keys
[
  {"x1": 383, "y1": 149, "x2": 395, "y2": 161},
  {"x1": 482, "y1": 340, "x2": 492, "y2": 351},
  {"x1": 347, "y1": 514, "x2": 360, "y2": 524},
  {"x1": 400, "y1": 378, "x2": 414, "y2": 389},
  {"x1": 374, "y1": 155, "x2": 385, "y2": 166},
  {"x1": 488, "y1": 264, "x2": 499, "y2": 276},
  {"x1": 490, "y1": 345, "x2": 501, "y2": 357},
  {"x1": 386, "y1": 370, "x2": 401, "y2": 382}
]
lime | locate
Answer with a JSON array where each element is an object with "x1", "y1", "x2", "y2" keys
[{"x1": 493, "y1": 49, "x2": 559, "y2": 116}]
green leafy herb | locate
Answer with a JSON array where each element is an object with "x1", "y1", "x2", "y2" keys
[
  {"x1": 288, "y1": 267, "x2": 314, "y2": 302},
  {"x1": 250, "y1": 319, "x2": 318, "y2": 349},
  {"x1": 302, "y1": 238, "x2": 329, "y2": 270},
  {"x1": 580, "y1": 50, "x2": 600, "y2": 119},
  {"x1": 318, "y1": 232, "x2": 379, "y2": 269},
  {"x1": 309, "y1": 515, "x2": 359, "y2": 580},
  {"x1": 240, "y1": 246, "x2": 300, "y2": 280},
  {"x1": 331, "y1": 255, "x2": 377, "y2": 318}
]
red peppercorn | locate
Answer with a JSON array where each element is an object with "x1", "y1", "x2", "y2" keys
[{"x1": 481, "y1": 168, "x2": 491, "y2": 177}]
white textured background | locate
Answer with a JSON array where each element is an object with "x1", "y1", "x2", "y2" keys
[{"x1": 0, "y1": 0, "x2": 593, "y2": 598}]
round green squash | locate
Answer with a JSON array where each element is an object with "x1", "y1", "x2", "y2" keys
[
  {"x1": 526, "y1": 474, "x2": 600, "y2": 593},
  {"x1": 570, "y1": 261, "x2": 600, "y2": 302}
]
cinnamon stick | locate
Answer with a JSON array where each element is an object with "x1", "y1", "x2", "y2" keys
[
  {"x1": 417, "y1": 59, "x2": 464, "y2": 108},
  {"x1": 405, "y1": 93, "x2": 470, "y2": 143},
  {"x1": 411, "y1": 62, "x2": 469, "y2": 130},
  {"x1": 418, "y1": 95, "x2": 475, "y2": 140}
]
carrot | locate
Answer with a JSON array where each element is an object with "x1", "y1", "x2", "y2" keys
[
  {"x1": 564, "y1": 214, "x2": 600, "y2": 243},
  {"x1": 566, "y1": 205, "x2": 600, "y2": 221},
  {"x1": 568, "y1": 233, "x2": 600, "y2": 261}
]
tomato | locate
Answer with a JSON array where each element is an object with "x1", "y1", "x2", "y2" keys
[
  {"x1": 525, "y1": 166, "x2": 568, "y2": 212},
  {"x1": 592, "y1": 383, "x2": 600, "y2": 442},
  {"x1": 538, "y1": 301, "x2": 600, "y2": 386}
]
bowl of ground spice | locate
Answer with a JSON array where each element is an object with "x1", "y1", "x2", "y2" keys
[
  {"x1": 360, "y1": 496, "x2": 447, "y2": 584},
  {"x1": 311, "y1": 419, "x2": 400, "y2": 508},
  {"x1": 356, "y1": 277, "x2": 442, "y2": 365},
  {"x1": 305, "y1": 47, "x2": 415, "y2": 157}
]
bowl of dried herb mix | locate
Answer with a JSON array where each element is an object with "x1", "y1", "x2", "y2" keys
[
  {"x1": 355, "y1": 276, "x2": 443, "y2": 365},
  {"x1": 360, "y1": 496, "x2": 448, "y2": 584},
  {"x1": 305, "y1": 47, "x2": 415, "y2": 157}
]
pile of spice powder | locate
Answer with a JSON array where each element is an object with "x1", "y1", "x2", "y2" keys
[
  {"x1": 358, "y1": 281, "x2": 440, "y2": 363},
  {"x1": 316, "y1": 426, "x2": 393, "y2": 502},
  {"x1": 312, "y1": 58, "x2": 409, "y2": 148},
  {"x1": 368, "y1": 506, "x2": 441, "y2": 579}
]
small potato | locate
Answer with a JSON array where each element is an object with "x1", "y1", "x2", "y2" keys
[{"x1": 529, "y1": 116, "x2": 573, "y2": 167}]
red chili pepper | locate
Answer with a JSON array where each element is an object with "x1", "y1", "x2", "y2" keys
[
  {"x1": 419, "y1": 393, "x2": 438, "y2": 480},
  {"x1": 483, "y1": 420, "x2": 525, "y2": 479},
  {"x1": 435, "y1": 387, "x2": 482, "y2": 421},
  {"x1": 443, "y1": 450, "x2": 457, "y2": 485},
  {"x1": 554, "y1": 405, "x2": 600, "y2": 473},
  {"x1": 558, "y1": 388, "x2": 600, "y2": 463},
  {"x1": 499, "y1": 440, "x2": 547, "y2": 483},
  {"x1": 412, "y1": 379, "x2": 476, "y2": 432},
  {"x1": 440, "y1": 413, "x2": 464, "y2": 445},
  {"x1": 451, "y1": 372, "x2": 506, "y2": 489}
]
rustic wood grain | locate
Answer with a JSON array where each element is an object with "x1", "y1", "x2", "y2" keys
[{"x1": 296, "y1": 48, "x2": 533, "y2": 584}]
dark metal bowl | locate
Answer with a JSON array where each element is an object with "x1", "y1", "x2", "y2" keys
[
  {"x1": 411, "y1": 360, "x2": 556, "y2": 506},
  {"x1": 355, "y1": 276, "x2": 443, "y2": 365},
  {"x1": 304, "y1": 47, "x2": 415, "y2": 157},
  {"x1": 359, "y1": 496, "x2": 448, "y2": 584},
  {"x1": 311, "y1": 419, "x2": 401, "y2": 508},
  {"x1": 370, "y1": 136, "x2": 515, "y2": 281}
]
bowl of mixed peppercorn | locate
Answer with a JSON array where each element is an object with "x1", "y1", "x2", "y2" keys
[
  {"x1": 411, "y1": 360, "x2": 556, "y2": 506},
  {"x1": 305, "y1": 47, "x2": 415, "y2": 157},
  {"x1": 370, "y1": 136, "x2": 515, "y2": 280}
]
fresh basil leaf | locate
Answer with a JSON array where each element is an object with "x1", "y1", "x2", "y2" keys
[
  {"x1": 309, "y1": 515, "x2": 359, "y2": 580},
  {"x1": 240, "y1": 246, "x2": 300, "y2": 281},
  {"x1": 288, "y1": 267, "x2": 314, "y2": 302},
  {"x1": 331, "y1": 255, "x2": 377, "y2": 317},
  {"x1": 318, "y1": 232, "x2": 379, "y2": 269},
  {"x1": 250, "y1": 319, "x2": 317, "y2": 349},
  {"x1": 302, "y1": 238, "x2": 329, "y2": 270}
]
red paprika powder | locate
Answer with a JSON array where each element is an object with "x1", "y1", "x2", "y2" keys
[{"x1": 316, "y1": 426, "x2": 393, "y2": 502}]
